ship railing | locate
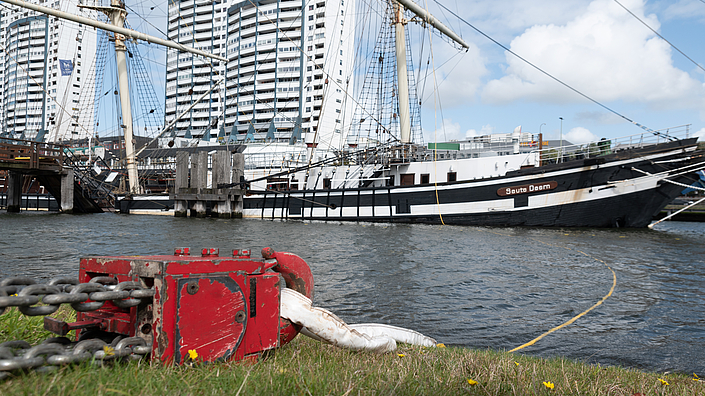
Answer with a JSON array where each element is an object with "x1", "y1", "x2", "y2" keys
[{"x1": 537, "y1": 124, "x2": 693, "y2": 165}]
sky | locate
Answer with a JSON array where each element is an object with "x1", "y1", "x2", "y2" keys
[
  {"x1": 412, "y1": 0, "x2": 705, "y2": 144},
  {"x1": 122, "y1": 0, "x2": 705, "y2": 145}
]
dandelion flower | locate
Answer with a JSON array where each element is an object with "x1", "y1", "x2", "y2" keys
[
  {"x1": 397, "y1": 353, "x2": 405, "y2": 358},
  {"x1": 694, "y1": 373, "x2": 700, "y2": 381},
  {"x1": 103, "y1": 346, "x2": 115, "y2": 357},
  {"x1": 436, "y1": 343, "x2": 446, "y2": 348},
  {"x1": 467, "y1": 379, "x2": 478, "y2": 386},
  {"x1": 514, "y1": 362, "x2": 520, "y2": 366},
  {"x1": 542, "y1": 381, "x2": 555, "y2": 390},
  {"x1": 188, "y1": 349, "x2": 198, "y2": 360},
  {"x1": 657, "y1": 378, "x2": 669, "y2": 386}
]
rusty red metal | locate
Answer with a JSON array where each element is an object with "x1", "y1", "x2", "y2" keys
[
  {"x1": 44, "y1": 317, "x2": 103, "y2": 336},
  {"x1": 60, "y1": 247, "x2": 312, "y2": 364},
  {"x1": 262, "y1": 248, "x2": 315, "y2": 346}
]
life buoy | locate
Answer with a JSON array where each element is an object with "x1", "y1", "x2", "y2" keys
[{"x1": 261, "y1": 247, "x2": 314, "y2": 346}]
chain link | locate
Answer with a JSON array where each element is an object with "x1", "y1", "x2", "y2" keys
[
  {"x1": 0, "y1": 277, "x2": 156, "y2": 316},
  {"x1": 0, "y1": 336, "x2": 151, "y2": 380},
  {"x1": 0, "y1": 277, "x2": 156, "y2": 379}
]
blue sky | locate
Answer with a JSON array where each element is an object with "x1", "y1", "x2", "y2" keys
[{"x1": 125, "y1": 0, "x2": 705, "y2": 145}]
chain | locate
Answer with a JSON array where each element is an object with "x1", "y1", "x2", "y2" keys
[
  {"x1": 0, "y1": 336, "x2": 152, "y2": 380},
  {"x1": 0, "y1": 277, "x2": 156, "y2": 316},
  {"x1": 0, "y1": 277, "x2": 156, "y2": 380}
]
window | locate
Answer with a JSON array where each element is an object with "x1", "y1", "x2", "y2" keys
[
  {"x1": 400, "y1": 174, "x2": 414, "y2": 186},
  {"x1": 447, "y1": 172, "x2": 457, "y2": 182},
  {"x1": 386, "y1": 175, "x2": 394, "y2": 186},
  {"x1": 323, "y1": 178, "x2": 331, "y2": 189},
  {"x1": 420, "y1": 174, "x2": 430, "y2": 184}
]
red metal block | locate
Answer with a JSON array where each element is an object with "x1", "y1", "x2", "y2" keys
[{"x1": 62, "y1": 247, "x2": 313, "y2": 364}]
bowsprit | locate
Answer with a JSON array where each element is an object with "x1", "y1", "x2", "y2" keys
[{"x1": 0, "y1": 247, "x2": 314, "y2": 368}]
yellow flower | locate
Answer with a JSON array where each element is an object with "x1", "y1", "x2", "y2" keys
[
  {"x1": 542, "y1": 381, "x2": 555, "y2": 390},
  {"x1": 103, "y1": 346, "x2": 115, "y2": 357},
  {"x1": 436, "y1": 343, "x2": 446, "y2": 348},
  {"x1": 694, "y1": 373, "x2": 699, "y2": 381},
  {"x1": 514, "y1": 361, "x2": 520, "y2": 366},
  {"x1": 658, "y1": 378, "x2": 669, "y2": 386},
  {"x1": 397, "y1": 353, "x2": 405, "y2": 358},
  {"x1": 467, "y1": 379, "x2": 478, "y2": 386},
  {"x1": 188, "y1": 349, "x2": 198, "y2": 360}
]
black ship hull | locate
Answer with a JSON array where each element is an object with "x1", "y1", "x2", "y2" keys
[{"x1": 244, "y1": 139, "x2": 704, "y2": 228}]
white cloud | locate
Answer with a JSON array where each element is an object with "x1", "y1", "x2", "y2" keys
[
  {"x1": 424, "y1": 119, "x2": 486, "y2": 142},
  {"x1": 466, "y1": 124, "x2": 495, "y2": 137},
  {"x1": 481, "y1": 0, "x2": 704, "y2": 108},
  {"x1": 564, "y1": 127, "x2": 599, "y2": 144},
  {"x1": 662, "y1": 0, "x2": 705, "y2": 21},
  {"x1": 419, "y1": 43, "x2": 488, "y2": 108},
  {"x1": 694, "y1": 128, "x2": 705, "y2": 142}
]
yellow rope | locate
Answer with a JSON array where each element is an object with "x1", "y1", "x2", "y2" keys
[
  {"x1": 477, "y1": 229, "x2": 618, "y2": 353},
  {"x1": 508, "y1": 247, "x2": 617, "y2": 353},
  {"x1": 424, "y1": 2, "x2": 444, "y2": 226}
]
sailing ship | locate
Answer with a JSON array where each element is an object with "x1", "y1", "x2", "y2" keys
[
  {"x1": 110, "y1": 0, "x2": 705, "y2": 227},
  {"x1": 235, "y1": 0, "x2": 705, "y2": 227},
  {"x1": 6, "y1": 0, "x2": 703, "y2": 227}
]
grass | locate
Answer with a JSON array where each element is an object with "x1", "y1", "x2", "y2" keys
[{"x1": 1, "y1": 307, "x2": 702, "y2": 395}]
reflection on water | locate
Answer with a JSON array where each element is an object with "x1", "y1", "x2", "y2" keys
[{"x1": 1, "y1": 212, "x2": 703, "y2": 374}]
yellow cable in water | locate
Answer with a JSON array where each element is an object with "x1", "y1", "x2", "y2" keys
[
  {"x1": 425, "y1": 8, "x2": 444, "y2": 226},
  {"x1": 478, "y1": 229, "x2": 618, "y2": 353},
  {"x1": 508, "y1": 250, "x2": 617, "y2": 353}
]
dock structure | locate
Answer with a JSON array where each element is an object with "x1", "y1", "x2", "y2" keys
[
  {"x1": 171, "y1": 149, "x2": 245, "y2": 218},
  {"x1": 0, "y1": 138, "x2": 102, "y2": 213}
]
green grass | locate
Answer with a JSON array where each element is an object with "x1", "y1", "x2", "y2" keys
[{"x1": 1, "y1": 308, "x2": 702, "y2": 395}]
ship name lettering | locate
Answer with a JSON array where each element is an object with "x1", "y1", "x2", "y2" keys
[{"x1": 497, "y1": 181, "x2": 558, "y2": 196}]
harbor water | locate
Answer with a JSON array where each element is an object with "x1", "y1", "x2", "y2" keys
[{"x1": 1, "y1": 212, "x2": 703, "y2": 374}]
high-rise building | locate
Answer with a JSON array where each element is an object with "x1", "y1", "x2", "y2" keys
[
  {"x1": 165, "y1": 0, "x2": 354, "y2": 150},
  {"x1": 165, "y1": 0, "x2": 228, "y2": 142},
  {"x1": 0, "y1": 0, "x2": 98, "y2": 142}
]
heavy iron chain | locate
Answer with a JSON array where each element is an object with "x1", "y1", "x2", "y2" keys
[
  {"x1": 0, "y1": 277, "x2": 155, "y2": 379},
  {"x1": 0, "y1": 336, "x2": 152, "y2": 381},
  {"x1": 0, "y1": 277, "x2": 156, "y2": 316}
]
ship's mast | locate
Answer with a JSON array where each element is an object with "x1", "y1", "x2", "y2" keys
[
  {"x1": 393, "y1": 1, "x2": 412, "y2": 144},
  {"x1": 392, "y1": 0, "x2": 468, "y2": 145},
  {"x1": 97, "y1": 1, "x2": 139, "y2": 193}
]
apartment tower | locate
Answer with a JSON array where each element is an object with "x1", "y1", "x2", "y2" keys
[
  {"x1": 0, "y1": 0, "x2": 98, "y2": 142},
  {"x1": 166, "y1": 0, "x2": 354, "y2": 149}
]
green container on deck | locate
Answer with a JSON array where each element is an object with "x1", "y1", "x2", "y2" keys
[{"x1": 427, "y1": 142, "x2": 460, "y2": 150}]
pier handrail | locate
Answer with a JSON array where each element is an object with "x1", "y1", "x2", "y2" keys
[{"x1": 0, "y1": 137, "x2": 65, "y2": 170}]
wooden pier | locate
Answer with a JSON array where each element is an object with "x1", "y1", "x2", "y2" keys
[
  {"x1": 0, "y1": 137, "x2": 101, "y2": 213},
  {"x1": 170, "y1": 149, "x2": 245, "y2": 218}
]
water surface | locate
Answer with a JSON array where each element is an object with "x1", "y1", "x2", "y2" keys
[{"x1": 1, "y1": 212, "x2": 703, "y2": 374}]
